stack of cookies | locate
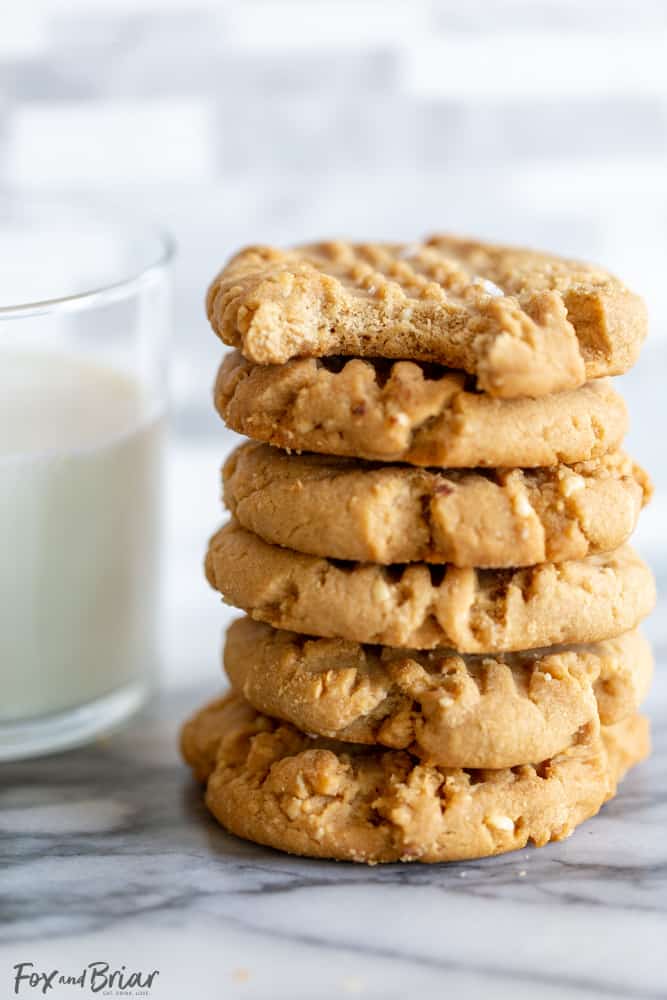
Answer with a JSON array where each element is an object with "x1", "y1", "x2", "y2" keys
[{"x1": 182, "y1": 235, "x2": 655, "y2": 864}]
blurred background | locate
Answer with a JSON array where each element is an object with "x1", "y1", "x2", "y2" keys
[{"x1": 2, "y1": 0, "x2": 665, "y2": 686}]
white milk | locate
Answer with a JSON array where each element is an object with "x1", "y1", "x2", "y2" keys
[{"x1": 0, "y1": 351, "x2": 164, "y2": 721}]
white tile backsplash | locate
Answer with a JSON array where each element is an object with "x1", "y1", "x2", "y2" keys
[
  {"x1": 404, "y1": 32, "x2": 667, "y2": 100},
  {"x1": 7, "y1": 99, "x2": 216, "y2": 185}
]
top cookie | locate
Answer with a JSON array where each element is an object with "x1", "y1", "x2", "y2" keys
[{"x1": 206, "y1": 236, "x2": 647, "y2": 398}]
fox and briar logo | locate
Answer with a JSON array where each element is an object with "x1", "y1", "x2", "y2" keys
[{"x1": 12, "y1": 962, "x2": 159, "y2": 996}]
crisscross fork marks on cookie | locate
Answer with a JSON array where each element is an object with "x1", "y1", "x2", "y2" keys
[{"x1": 207, "y1": 236, "x2": 647, "y2": 397}]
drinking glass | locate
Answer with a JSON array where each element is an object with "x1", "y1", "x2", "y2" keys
[{"x1": 0, "y1": 198, "x2": 174, "y2": 760}]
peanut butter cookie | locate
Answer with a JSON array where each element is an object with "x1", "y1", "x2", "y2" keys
[
  {"x1": 181, "y1": 692, "x2": 649, "y2": 863},
  {"x1": 224, "y1": 443, "x2": 650, "y2": 567},
  {"x1": 224, "y1": 618, "x2": 652, "y2": 768},
  {"x1": 215, "y1": 353, "x2": 627, "y2": 468},
  {"x1": 207, "y1": 236, "x2": 646, "y2": 398},
  {"x1": 205, "y1": 522, "x2": 655, "y2": 652}
]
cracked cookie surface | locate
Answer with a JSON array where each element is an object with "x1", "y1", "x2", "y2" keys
[
  {"x1": 224, "y1": 443, "x2": 650, "y2": 567},
  {"x1": 206, "y1": 522, "x2": 656, "y2": 652},
  {"x1": 206, "y1": 236, "x2": 646, "y2": 398},
  {"x1": 181, "y1": 692, "x2": 649, "y2": 863},
  {"x1": 224, "y1": 618, "x2": 652, "y2": 768},
  {"x1": 215, "y1": 352, "x2": 627, "y2": 468}
]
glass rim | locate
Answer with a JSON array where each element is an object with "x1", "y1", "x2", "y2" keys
[{"x1": 0, "y1": 202, "x2": 176, "y2": 317}]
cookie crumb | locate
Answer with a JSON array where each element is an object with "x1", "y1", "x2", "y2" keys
[
  {"x1": 514, "y1": 493, "x2": 533, "y2": 518},
  {"x1": 486, "y1": 813, "x2": 514, "y2": 832},
  {"x1": 475, "y1": 276, "x2": 504, "y2": 298},
  {"x1": 561, "y1": 474, "x2": 585, "y2": 497}
]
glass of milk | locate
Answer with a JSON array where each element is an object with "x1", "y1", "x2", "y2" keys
[{"x1": 0, "y1": 199, "x2": 173, "y2": 760}]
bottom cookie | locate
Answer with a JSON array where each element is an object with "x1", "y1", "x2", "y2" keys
[{"x1": 181, "y1": 693, "x2": 649, "y2": 864}]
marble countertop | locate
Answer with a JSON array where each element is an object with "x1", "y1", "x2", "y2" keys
[{"x1": 2, "y1": 674, "x2": 667, "y2": 1000}]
